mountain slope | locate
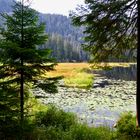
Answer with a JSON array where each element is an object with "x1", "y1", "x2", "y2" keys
[
  {"x1": 39, "y1": 13, "x2": 88, "y2": 61},
  {"x1": 0, "y1": 0, "x2": 13, "y2": 13},
  {"x1": 39, "y1": 13, "x2": 84, "y2": 42},
  {"x1": 0, "y1": 0, "x2": 88, "y2": 62}
]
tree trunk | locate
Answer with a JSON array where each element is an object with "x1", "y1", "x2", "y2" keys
[
  {"x1": 137, "y1": 2, "x2": 139, "y2": 127},
  {"x1": 137, "y1": 53, "x2": 139, "y2": 127},
  {"x1": 20, "y1": 1, "x2": 24, "y2": 138},
  {"x1": 136, "y1": 84, "x2": 140, "y2": 127},
  {"x1": 20, "y1": 60, "x2": 24, "y2": 125}
]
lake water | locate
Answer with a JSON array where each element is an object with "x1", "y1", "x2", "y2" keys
[
  {"x1": 64, "y1": 64, "x2": 137, "y2": 127},
  {"x1": 92, "y1": 64, "x2": 137, "y2": 81},
  {"x1": 34, "y1": 64, "x2": 137, "y2": 127}
]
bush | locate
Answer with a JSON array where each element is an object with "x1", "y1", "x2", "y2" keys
[
  {"x1": 115, "y1": 112, "x2": 140, "y2": 140},
  {"x1": 35, "y1": 105, "x2": 77, "y2": 131},
  {"x1": 0, "y1": 118, "x2": 36, "y2": 140},
  {"x1": 70, "y1": 124, "x2": 113, "y2": 140},
  {"x1": 45, "y1": 126, "x2": 72, "y2": 140},
  {"x1": 34, "y1": 105, "x2": 114, "y2": 140},
  {"x1": 5, "y1": 104, "x2": 140, "y2": 140}
]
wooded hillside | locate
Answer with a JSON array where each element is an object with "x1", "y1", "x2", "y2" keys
[{"x1": 0, "y1": 0, "x2": 89, "y2": 62}]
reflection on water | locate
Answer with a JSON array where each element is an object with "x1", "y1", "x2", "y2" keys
[{"x1": 93, "y1": 64, "x2": 137, "y2": 81}]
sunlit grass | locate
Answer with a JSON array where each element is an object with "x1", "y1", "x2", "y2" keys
[
  {"x1": 65, "y1": 71, "x2": 93, "y2": 89},
  {"x1": 39, "y1": 62, "x2": 136, "y2": 88},
  {"x1": 45, "y1": 63, "x2": 93, "y2": 88},
  {"x1": 91, "y1": 62, "x2": 136, "y2": 70}
]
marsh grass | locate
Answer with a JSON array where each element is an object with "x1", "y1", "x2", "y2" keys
[
  {"x1": 90, "y1": 62, "x2": 136, "y2": 70},
  {"x1": 65, "y1": 71, "x2": 93, "y2": 89},
  {"x1": 44, "y1": 62, "x2": 136, "y2": 88},
  {"x1": 45, "y1": 63, "x2": 94, "y2": 88}
]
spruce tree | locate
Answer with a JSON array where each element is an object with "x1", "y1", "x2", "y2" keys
[{"x1": 0, "y1": 0, "x2": 58, "y2": 135}]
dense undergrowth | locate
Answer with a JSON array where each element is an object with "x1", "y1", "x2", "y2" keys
[{"x1": 0, "y1": 102, "x2": 140, "y2": 140}]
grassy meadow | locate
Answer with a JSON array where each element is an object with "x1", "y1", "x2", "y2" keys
[
  {"x1": 45, "y1": 62, "x2": 136, "y2": 88},
  {"x1": 45, "y1": 63, "x2": 93, "y2": 88}
]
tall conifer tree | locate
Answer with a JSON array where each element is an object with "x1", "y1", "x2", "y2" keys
[{"x1": 0, "y1": 0, "x2": 58, "y2": 133}]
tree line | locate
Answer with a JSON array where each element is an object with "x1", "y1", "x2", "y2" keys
[
  {"x1": 0, "y1": 0, "x2": 136, "y2": 62},
  {"x1": 41, "y1": 33, "x2": 88, "y2": 62}
]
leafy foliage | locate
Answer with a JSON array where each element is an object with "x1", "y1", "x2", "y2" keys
[
  {"x1": 0, "y1": 103, "x2": 139, "y2": 140},
  {"x1": 71, "y1": 0, "x2": 137, "y2": 62},
  {"x1": 35, "y1": 105, "x2": 77, "y2": 131},
  {"x1": 115, "y1": 112, "x2": 140, "y2": 139},
  {"x1": 33, "y1": 105, "x2": 113, "y2": 140}
]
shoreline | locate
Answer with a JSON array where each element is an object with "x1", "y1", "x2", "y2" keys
[{"x1": 33, "y1": 75, "x2": 136, "y2": 127}]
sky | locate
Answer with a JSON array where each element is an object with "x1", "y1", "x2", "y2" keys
[{"x1": 29, "y1": 0, "x2": 85, "y2": 16}]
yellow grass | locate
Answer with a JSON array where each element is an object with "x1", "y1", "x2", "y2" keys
[
  {"x1": 44, "y1": 62, "x2": 136, "y2": 88},
  {"x1": 45, "y1": 63, "x2": 91, "y2": 78},
  {"x1": 45, "y1": 63, "x2": 93, "y2": 88},
  {"x1": 102, "y1": 62, "x2": 135, "y2": 67},
  {"x1": 90, "y1": 62, "x2": 136, "y2": 69}
]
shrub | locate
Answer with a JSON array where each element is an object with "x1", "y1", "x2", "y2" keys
[
  {"x1": 44, "y1": 126, "x2": 72, "y2": 140},
  {"x1": 35, "y1": 105, "x2": 77, "y2": 131},
  {"x1": 115, "y1": 112, "x2": 140, "y2": 140},
  {"x1": 0, "y1": 118, "x2": 36, "y2": 140},
  {"x1": 70, "y1": 124, "x2": 113, "y2": 140},
  {"x1": 34, "y1": 105, "x2": 114, "y2": 140}
]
